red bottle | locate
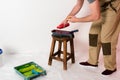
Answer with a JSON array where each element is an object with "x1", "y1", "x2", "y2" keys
[{"x1": 57, "y1": 23, "x2": 70, "y2": 29}]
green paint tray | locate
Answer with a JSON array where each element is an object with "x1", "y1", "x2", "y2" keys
[{"x1": 14, "y1": 62, "x2": 46, "y2": 80}]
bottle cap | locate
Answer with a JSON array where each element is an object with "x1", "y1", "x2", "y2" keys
[{"x1": 0, "y1": 49, "x2": 3, "y2": 54}]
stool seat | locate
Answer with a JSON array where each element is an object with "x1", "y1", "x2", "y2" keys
[{"x1": 48, "y1": 29, "x2": 77, "y2": 70}]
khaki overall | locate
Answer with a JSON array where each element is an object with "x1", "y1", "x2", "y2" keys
[{"x1": 88, "y1": 0, "x2": 120, "y2": 70}]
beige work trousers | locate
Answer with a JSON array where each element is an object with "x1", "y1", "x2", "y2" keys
[{"x1": 87, "y1": 7, "x2": 120, "y2": 70}]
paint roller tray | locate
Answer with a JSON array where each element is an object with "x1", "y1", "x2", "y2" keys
[{"x1": 14, "y1": 62, "x2": 47, "y2": 80}]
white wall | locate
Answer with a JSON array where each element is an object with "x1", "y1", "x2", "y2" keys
[{"x1": 0, "y1": 0, "x2": 91, "y2": 54}]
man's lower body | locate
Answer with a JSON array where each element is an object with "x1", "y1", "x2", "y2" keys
[{"x1": 79, "y1": 9, "x2": 120, "y2": 75}]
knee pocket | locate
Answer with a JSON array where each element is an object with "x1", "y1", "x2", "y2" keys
[
  {"x1": 102, "y1": 43, "x2": 111, "y2": 55},
  {"x1": 89, "y1": 34, "x2": 98, "y2": 47}
]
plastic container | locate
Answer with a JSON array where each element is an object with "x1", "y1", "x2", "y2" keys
[
  {"x1": 14, "y1": 62, "x2": 47, "y2": 80},
  {"x1": 0, "y1": 49, "x2": 3, "y2": 66}
]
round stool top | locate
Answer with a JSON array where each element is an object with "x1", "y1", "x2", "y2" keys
[{"x1": 51, "y1": 29, "x2": 78, "y2": 38}]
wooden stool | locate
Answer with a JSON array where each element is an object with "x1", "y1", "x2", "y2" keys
[{"x1": 48, "y1": 35, "x2": 75, "y2": 70}]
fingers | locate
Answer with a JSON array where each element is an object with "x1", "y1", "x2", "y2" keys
[
  {"x1": 66, "y1": 16, "x2": 72, "y2": 21},
  {"x1": 61, "y1": 19, "x2": 68, "y2": 25},
  {"x1": 67, "y1": 16, "x2": 77, "y2": 23}
]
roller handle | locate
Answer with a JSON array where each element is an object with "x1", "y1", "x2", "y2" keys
[{"x1": 70, "y1": 29, "x2": 79, "y2": 33}]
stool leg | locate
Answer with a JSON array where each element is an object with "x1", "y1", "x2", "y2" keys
[
  {"x1": 48, "y1": 38, "x2": 56, "y2": 65},
  {"x1": 70, "y1": 39, "x2": 75, "y2": 63},
  {"x1": 63, "y1": 40, "x2": 67, "y2": 70},
  {"x1": 58, "y1": 41, "x2": 62, "y2": 58}
]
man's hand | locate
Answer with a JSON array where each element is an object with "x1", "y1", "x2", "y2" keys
[{"x1": 67, "y1": 16, "x2": 78, "y2": 23}]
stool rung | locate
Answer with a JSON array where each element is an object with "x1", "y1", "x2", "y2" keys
[
  {"x1": 51, "y1": 56, "x2": 63, "y2": 61},
  {"x1": 52, "y1": 55, "x2": 72, "y2": 62},
  {"x1": 53, "y1": 51, "x2": 62, "y2": 56},
  {"x1": 67, "y1": 55, "x2": 72, "y2": 61},
  {"x1": 60, "y1": 51, "x2": 71, "y2": 55}
]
